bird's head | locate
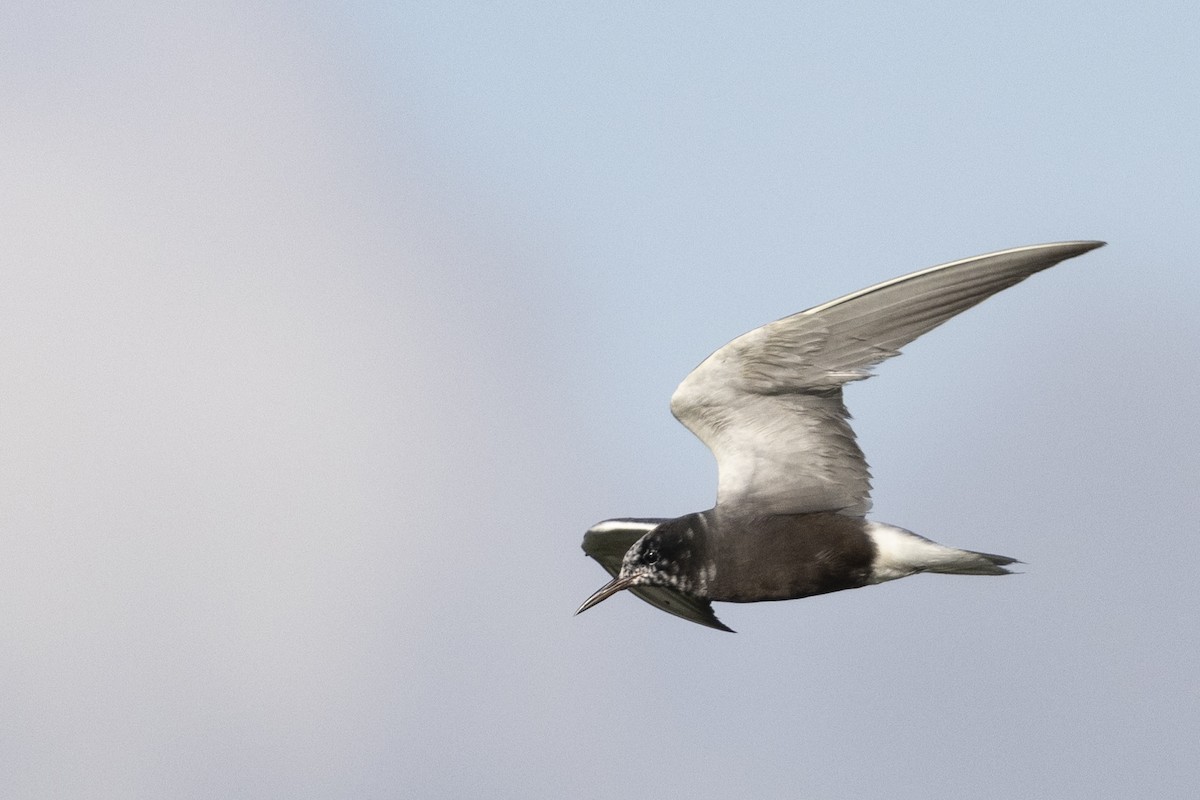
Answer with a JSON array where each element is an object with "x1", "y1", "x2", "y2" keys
[{"x1": 575, "y1": 516, "x2": 705, "y2": 615}]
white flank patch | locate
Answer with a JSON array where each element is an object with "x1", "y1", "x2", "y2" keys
[{"x1": 865, "y1": 521, "x2": 971, "y2": 583}]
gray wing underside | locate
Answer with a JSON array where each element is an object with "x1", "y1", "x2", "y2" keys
[
  {"x1": 670, "y1": 241, "x2": 1105, "y2": 518},
  {"x1": 581, "y1": 523, "x2": 734, "y2": 632}
]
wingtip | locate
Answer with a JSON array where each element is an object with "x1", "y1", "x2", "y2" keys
[
  {"x1": 1052, "y1": 240, "x2": 1106, "y2": 256},
  {"x1": 1006, "y1": 239, "x2": 1105, "y2": 266}
]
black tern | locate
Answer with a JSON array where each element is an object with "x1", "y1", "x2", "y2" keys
[{"x1": 577, "y1": 241, "x2": 1105, "y2": 631}]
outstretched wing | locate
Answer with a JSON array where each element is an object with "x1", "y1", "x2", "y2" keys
[
  {"x1": 581, "y1": 520, "x2": 734, "y2": 632},
  {"x1": 670, "y1": 241, "x2": 1105, "y2": 518}
]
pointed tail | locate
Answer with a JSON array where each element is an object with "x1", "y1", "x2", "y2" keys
[
  {"x1": 924, "y1": 548, "x2": 1019, "y2": 576},
  {"x1": 866, "y1": 521, "x2": 1020, "y2": 582}
]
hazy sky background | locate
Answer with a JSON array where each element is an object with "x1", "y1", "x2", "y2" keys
[{"x1": 3, "y1": 3, "x2": 1198, "y2": 798}]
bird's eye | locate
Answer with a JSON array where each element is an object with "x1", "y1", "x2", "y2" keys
[{"x1": 644, "y1": 548, "x2": 660, "y2": 564}]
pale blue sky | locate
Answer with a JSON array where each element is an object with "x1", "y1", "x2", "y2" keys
[{"x1": 2, "y1": 3, "x2": 1198, "y2": 798}]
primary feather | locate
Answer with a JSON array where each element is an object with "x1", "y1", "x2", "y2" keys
[{"x1": 669, "y1": 241, "x2": 1104, "y2": 518}]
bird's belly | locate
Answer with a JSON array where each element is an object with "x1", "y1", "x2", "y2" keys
[
  {"x1": 708, "y1": 560, "x2": 872, "y2": 602},
  {"x1": 705, "y1": 513, "x2": 875, "y2": 603}
]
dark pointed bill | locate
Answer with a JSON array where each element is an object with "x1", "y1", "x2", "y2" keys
[{"x1": 575, "y1": 576, "x2": 635, "y2": 616}]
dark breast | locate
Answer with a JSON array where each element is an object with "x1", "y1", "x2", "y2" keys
[{"x1": 706, "y1": 512, "x2": 875, "y2": 603}]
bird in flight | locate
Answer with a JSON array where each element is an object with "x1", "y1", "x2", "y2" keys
[{"x1": 576, "y1": 241, "x2": 1105, "y2": 631}]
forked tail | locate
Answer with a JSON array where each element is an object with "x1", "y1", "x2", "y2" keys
[
  {"x1": 865, "y1": 521, "x2": 1020, "y2": 583},
  {"x1": 925, "y1": 548, "x2": 1019, "y2": 576}
]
